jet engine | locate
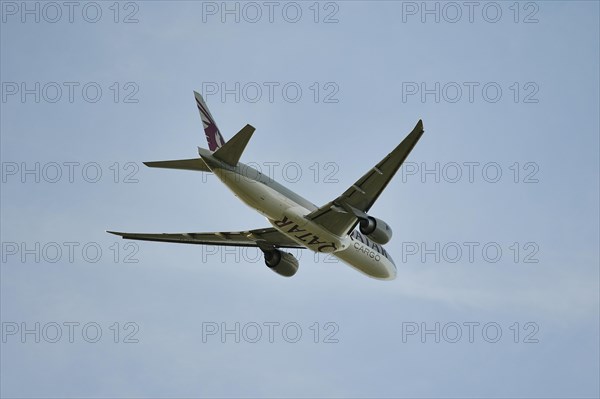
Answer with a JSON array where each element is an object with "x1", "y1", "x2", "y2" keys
[
  {"x1": 263, "y1": 249, "x2": 299, "y2": 277},
  {"x1": 359, "y1": 216, "x2": 393, "y2": 245}
]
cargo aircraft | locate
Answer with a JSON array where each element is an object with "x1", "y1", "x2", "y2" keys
[{"x1": 108, "y1": 92, "x2": 424, "y2": 280}]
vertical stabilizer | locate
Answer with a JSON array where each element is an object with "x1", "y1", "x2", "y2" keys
[{"x1": 194, "y1": 91, "x2": 226, "y2": 151}]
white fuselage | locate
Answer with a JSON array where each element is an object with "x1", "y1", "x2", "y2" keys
[{"x1": 202, "y1": 153, "x2": 397, "y2": 280}]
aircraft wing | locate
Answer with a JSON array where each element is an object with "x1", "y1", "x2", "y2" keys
[
  {"x1": 306, "y1": 120, "x2": 424, "y2": 237},
  {"x1": 107, "y1": 228, "x2": 304, "y2": 249}
]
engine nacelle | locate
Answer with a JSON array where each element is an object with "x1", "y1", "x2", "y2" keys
[
  {"x1": 263, "y1": 249, "x2": 299, "y2": 277},
  {"x1": 359, "y1": 216, "x2": 393, "y2": 245}
]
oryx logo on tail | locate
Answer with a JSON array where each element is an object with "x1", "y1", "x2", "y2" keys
[{"x1": 194, "y1": 91, "x2": 225, "y2": 151}]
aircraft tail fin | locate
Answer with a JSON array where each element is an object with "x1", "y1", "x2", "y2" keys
[
  {"x1": 212, "y1": 124, "x2": 255, "y2": 166},
  {"x1": 194, "y1": 91, "x2": 226, "y2": 151}
]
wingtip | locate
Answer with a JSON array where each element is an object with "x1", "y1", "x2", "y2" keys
[{"x1": 416, "y1": 119, "x2": 424, "y2": 132}]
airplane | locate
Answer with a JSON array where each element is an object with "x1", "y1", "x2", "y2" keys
[{"x1": 108, "y1": 92, "x2": 424, "y2": 280}]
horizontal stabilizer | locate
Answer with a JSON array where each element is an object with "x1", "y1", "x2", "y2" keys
[
  {"x1": 144, "y1": 158, "x2": 210, "y2": 172},
  {"x1": 212, "y1": 124, "x2": 255, "y2": 166}
]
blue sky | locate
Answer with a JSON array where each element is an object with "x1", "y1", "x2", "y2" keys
[{"x1": 1, "y1": 1, "x2": 599, "y2": 398}]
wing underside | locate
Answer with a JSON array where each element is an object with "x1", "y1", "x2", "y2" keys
[
  {"x1": 306, "y1": 120, "x2": 424, "y2": 237},
  {"x1": 107, "y1": 227, "x2": 304, "y2": 250}
]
